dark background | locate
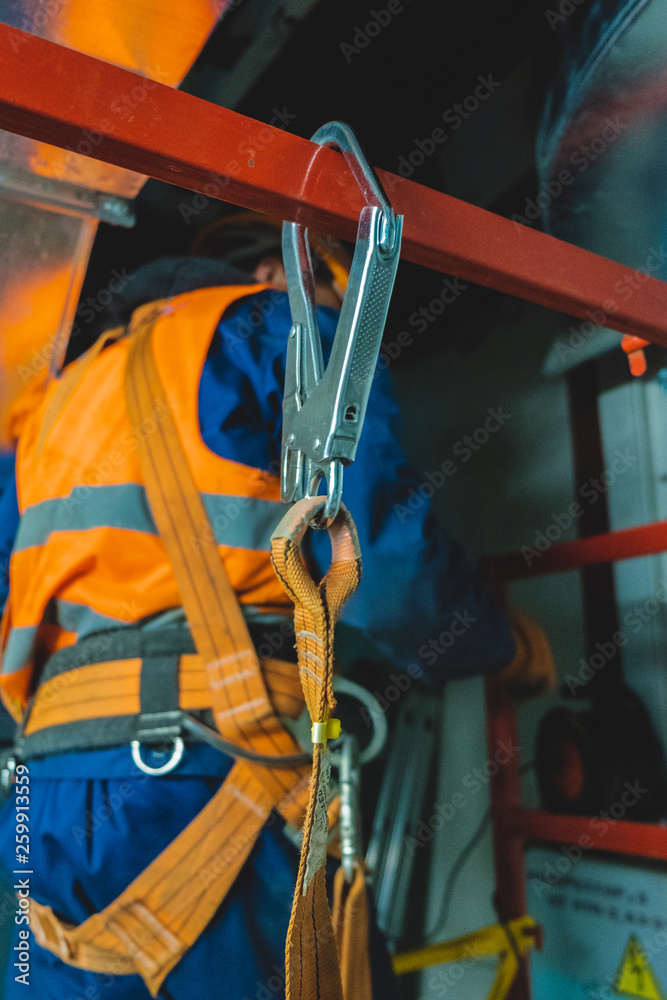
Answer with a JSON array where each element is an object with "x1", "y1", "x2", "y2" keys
[{"x1": 80, "y1": 0, "x2": 578, "y2": 364}]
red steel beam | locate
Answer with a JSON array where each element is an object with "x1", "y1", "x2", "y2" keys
[
  {"x1": 486, "y1": 519, "x2": 667, "y2": 582},
  {"x1": 508, "y1": 807, "x2": 667, "y2": 863},
  {"x1": 3, "y1": 24, "x2": 667, "y2": 344}
]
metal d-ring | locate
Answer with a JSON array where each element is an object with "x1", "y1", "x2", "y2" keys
[
  {"x1": 131, "y1": 737, "x2": 185, "y2": 776},
  {"x1": 330, "y1": 676, "x2": 388, "y2": 766}
]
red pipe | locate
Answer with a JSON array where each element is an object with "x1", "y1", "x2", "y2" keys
[
  {"x1": 507, "y1": 808, "x2": 667, "y2": 862},
  {"x1": 3, "y1": 25, "x2": 667, "y2": 343},
  {"x1": 486, "y1": 520, "x2": 667, "y2": 582}
]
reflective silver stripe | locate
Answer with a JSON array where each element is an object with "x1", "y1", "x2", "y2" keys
[
  {"x1": 209, "y1": 669, "x2": 255, "y2": 689},
  {"x1": 1, "y1": 603, "x2": 127, "y2": 677},
  {"x1": 15, "y1": 485, "x2": 156, "y2": 551},
  {"x1": 230, "y1": 785, "x2": 267, "y2": 818},
  {"x1": 13, "y1": 484, "x2": 288, "y2": 554},
  {"x1": 296, "y1": 630, "x2": 321, "y2": 643},
  {"x1": 1, "y1": 626, "x2": 38, "y2": 676},
  {"x1": 5, "y1": 484, "x2": 288, "y2": 676},
  {"x1": 299, "y1": 666, "x2": 322, "y2": 685},
  {"x1": 202, "y1": 493, "x2": 289, "y2": 551},
  {"x1": 54, "y1": 599, "x2": 127, "y2": 640}
]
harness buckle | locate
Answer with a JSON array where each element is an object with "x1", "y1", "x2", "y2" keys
[{"x1": 281, "y1": 121, "x2": 403, "y2": 527}]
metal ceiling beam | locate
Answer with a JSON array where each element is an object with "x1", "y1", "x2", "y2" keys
[{"x1": 2, "y1": 23, "x2": 667, "y2": 344}]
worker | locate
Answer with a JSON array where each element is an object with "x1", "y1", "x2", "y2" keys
[{"x1": 0, "y1": 213, "x2": 549, "y2": 999}]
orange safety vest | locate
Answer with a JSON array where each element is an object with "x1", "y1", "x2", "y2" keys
[
  {"x1": 1, "y1": 284, "x2": 291, "y2": 719},
  {"x1": 0, "y1": 286, "x2": 323, "y2": 995},
  {"x1": 1, "y1": 286, "x2": 372, "y2": 1000}
]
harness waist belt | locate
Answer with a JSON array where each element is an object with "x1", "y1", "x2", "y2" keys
[{"x1": 19, "y1": 624, "x2": 304, "y2": 760}]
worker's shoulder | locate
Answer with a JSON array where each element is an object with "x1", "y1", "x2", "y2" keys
[{"x1": 216, "y1": 287, "x2": 338, "y2": 361}]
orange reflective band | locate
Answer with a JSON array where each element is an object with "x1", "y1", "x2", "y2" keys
[
  {"x1": 9, "y1": 533, "x2": 288, "y2": 630},
  {"x1": 25, "y1": 659, "x2": 142, "y2": 735},
  {"x1": 24, "y1": 653, "x2": 306, "y2": 737}
]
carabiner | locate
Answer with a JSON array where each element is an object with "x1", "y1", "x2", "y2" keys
[
  {"x1": 281, "y1": 122, "x2": 403, "y2": 526},
  {"x1": 337, "y1": 733, "x2": 363, "y2": 881}
]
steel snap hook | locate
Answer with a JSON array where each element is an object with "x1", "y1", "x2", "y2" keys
[{"x1": 281, "y1": 121, "x2": 403, "y2": 526}]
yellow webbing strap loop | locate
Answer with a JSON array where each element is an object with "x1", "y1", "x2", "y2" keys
[
  {"x1": 270, "y1": 497, "x2": 363, "y2": 1000},
  {"x1": 392, "y1": 916, "x2": 540, "y2": 1000},
  {"x1": 28, "y1": 308, "x2": 312, "y2": 996}
]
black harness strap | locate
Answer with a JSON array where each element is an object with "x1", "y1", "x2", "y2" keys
[{"x1": 16, "y1": 621, "x2": 298, "y2": 762}]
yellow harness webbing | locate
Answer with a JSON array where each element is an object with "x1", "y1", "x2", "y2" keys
[
  {"x1": 270, "y1": 498, "x2": 370, "y2": 1000},
  {"x1": 28, "y1": 310, "x2": 313, "y2": 996}
]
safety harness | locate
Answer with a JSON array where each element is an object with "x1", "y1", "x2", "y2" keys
[
  {"x1": 21, "y1": 311, "x2": 318, "y2": 995},
  {"x1": 18, "y1": 121, "x2": 404, "y2": 999},
  {"x1": 8, "y1": 119, "x2": 541, "y2": 1000},
  {"x1": 21, "y1": 305, "x2": 373, "y2": 1000}
]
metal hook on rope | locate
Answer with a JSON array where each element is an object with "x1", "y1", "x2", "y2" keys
[{"x1": 281, "y1": 121, "x2": 403, "y2": 527}]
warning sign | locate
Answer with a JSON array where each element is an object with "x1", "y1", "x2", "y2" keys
[{"x1": 613, "y1": 936, "x2": 667, "y2": 999}]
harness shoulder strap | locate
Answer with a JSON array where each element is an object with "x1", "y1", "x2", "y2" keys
[{"x1": 28, "y1": 307, "x2": 311, "y2": 996}]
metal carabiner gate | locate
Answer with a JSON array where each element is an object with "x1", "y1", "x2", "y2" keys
[{"x1": 281, "y1": 121, "x2": 403, "y2": 526}]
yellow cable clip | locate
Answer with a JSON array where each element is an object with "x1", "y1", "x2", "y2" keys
[{"x1": 311, "y1": 718, "x2": 341, "y2": 745}]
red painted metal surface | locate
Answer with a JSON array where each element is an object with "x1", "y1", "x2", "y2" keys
[
  {"x1": 486, "y1": 679, "x2": 532, "y2": 1000},
  {"x1": 487, "y1": 519, "x2": 667, "y2": 582},
  {"x1": 508, "y1": 808, "x2": 667, "y2": 863},
  {"x1": 3, "y1": 22, "x2": 665, "y2": 993},
  {"x1": 485, "y1": 521, "x2": 667, "y2": 996},
  {"x1": 3, "y1": 24, "x2": 667, "y2": 344}
]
